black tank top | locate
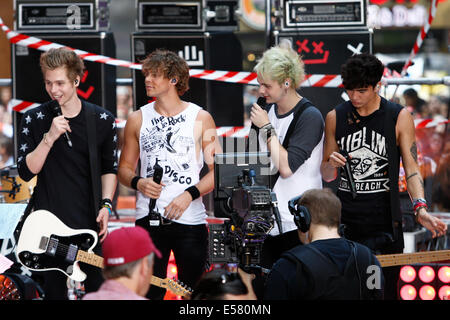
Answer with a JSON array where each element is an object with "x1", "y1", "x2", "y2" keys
[{"x1": 335, "y1": 97, "x2": 402, "y2": 228}]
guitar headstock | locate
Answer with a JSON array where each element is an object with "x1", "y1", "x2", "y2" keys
[{"x1": 161, "y1": 278, "x2": 193, "y2": 298}]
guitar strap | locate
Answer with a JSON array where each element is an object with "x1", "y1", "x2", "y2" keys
[
  {"x1": 83, "y1": 101, "x2": 101, "y2": 219},
  {"x1": 13, "y1": 187, "x2": 36, "y2": 241},
  {"x1": 270, "y1": 99, "x2": 313, "y2": 189}
]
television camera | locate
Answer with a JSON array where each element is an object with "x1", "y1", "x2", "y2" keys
[{"x1": 210, "y1": 152, "x2": 282, "y2": 272}]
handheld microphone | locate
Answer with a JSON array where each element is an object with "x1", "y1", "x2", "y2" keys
[
  {"x1": 149, "y1": 160, "x2": 163, "y2": 213},
  {"x1": 340, "y1": 150, "x2": 357, "y2": 199},
  {"x1": 50, "y1": 100, "x2": 72, "y2": 148},
  {"x1": 256, "y1": 97, "x2": 267, "y2": 108},
  {"x1": 270, "y1": 192, "x2": 283, "y2": 234}
]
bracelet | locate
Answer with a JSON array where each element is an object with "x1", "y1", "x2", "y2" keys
[
  {"x1": 43, "y1": 132, "x2": 53, "y2": 147},
  {"x1": 413, "y1": 203, "x2": 428, "y2": 213},
  {"x1": 131, "y1": 176, "x2": 142, "y2": 190},
  {"x1": 101, "y1": 198, "x2": 113, "y2": 208},
  {"x1": 261, "y1": 123, "x2": 276, "y2": 143},
  {"x1": 101, "y1": 205, "x2": 112, "y2": 216},
  {"x1": 185, "y1": 185, "x2": 200, "y2": 201},
  {"x1": 100, "y1": 198, "x2": 113, "y2": 216}
]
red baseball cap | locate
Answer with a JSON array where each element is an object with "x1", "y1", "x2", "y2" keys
[{"x1": 102, "y1": 226, "x2": 162, "y2": 267}]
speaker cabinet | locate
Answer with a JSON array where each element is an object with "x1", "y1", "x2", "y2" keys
[
  {"x1": 275, "y1": 29, "x2": 373, "y2": 118},
  {"x1": 131, "y1": 32, "x2": 243, "y2": 126}
]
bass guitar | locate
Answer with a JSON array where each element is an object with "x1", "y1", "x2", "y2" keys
[{"x1": 16, "y1": 209, "x2": 191, "y2": 297}]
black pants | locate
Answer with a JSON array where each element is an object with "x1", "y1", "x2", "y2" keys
[
  {"x1": 135, "y1": 216, "x2": 208, "y2": 300},
  {"x1": 343, "y1": 222, "x2": 403, "y2": 300}
]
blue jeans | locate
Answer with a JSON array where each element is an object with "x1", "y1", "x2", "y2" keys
[{"x1": 135, "y1": 216, "x2": 208, "y2": 300}]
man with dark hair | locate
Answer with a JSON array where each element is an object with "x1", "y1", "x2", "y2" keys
[
  {"x1": 17, "y1": 47, "x2": 118, "y2": 299},
  {"x1": 264, "y1": 188, "x2": 383, "y2": 300},
  {"x1": 320, "y1": 53, "x2": 447, "y2": 299}
]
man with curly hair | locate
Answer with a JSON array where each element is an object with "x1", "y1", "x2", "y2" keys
[{"x1": 118, "y1": 49, "x2": 221, "y2": 300}]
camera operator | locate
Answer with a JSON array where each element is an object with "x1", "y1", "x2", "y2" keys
[
  {"x1": 264, "y1": 188, "x2": 384, "y2": 300},
  {"x1": 248, "y1": 43, "x2": 324, "y2": 269}
]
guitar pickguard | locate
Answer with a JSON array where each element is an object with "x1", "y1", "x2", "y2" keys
[{"x1": 17, "y1": 233, "x2": 96, "y2": 275}]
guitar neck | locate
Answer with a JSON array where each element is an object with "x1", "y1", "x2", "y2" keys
[
  {"x1": 76, "y1": 250, "x2": 104, "y2": 268},
  {"x1": 376, "y1": 250, "x2": 450, "y2": 267},
  {"x1": 75, "y1": 251, "x2": 168, "y2": 287},
  {"x1": 151, "y1": 276, "x2": 165, "y2": 287}
]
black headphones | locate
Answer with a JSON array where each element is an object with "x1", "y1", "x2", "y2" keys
[{"x1": 288, "y1": 194, "x2": 311, "y2": 233}]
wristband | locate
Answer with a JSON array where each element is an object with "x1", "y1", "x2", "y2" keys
[
  {"x1": 261, "y1": 123, "x2": 276, "y2": 143},
  {"x1": 100, "y1": 198, "x2": 113, "y2": 216},
  {"x1": 185, "y1": 186, "x2": 200, "y2": 200},
  {"x1": 101, "y1": 205, "x2": 112, "y2": 216},
  {"x1": 101, "y1": 198, "x2": 113, "y2": 208},
  {"x1": 131, "y1": 176, "x2": 142, "y2": 190}
]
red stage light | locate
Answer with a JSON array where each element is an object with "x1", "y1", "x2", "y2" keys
[
  {"x1": 419, "y1": 285, "x2": 436, "y2": 300},
  {"x1": 438, "y1": 286, "x2": 450, "y2": 300},
  {"x1": 400, "y1": 266, "x2": 416, "y2": 283},
  {"x1": 418, "y1": 266, "x2": 435, "y2": 283},
  {"x1": 438, "y1": 266, "x2": 450, "y2": 283},
  {"x1": 400, "y1": 285, "x2": 417, "y2": 300}
]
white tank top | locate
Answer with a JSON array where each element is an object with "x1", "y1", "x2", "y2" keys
[{"x1": 135, "y1": 101, "x2": 207, "y2": 225}]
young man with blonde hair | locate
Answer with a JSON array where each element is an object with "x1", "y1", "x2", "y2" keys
[{"x1": 249, "y1": 43, "x2": 324, "y2": 269}]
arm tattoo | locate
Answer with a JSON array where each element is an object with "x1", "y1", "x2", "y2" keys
[
  {"x1": 410, "y1": 142, "x2": 418, "y2": 163},
  {"x1": 406, "y1": 172, "x2": 418, "y2": 181}
]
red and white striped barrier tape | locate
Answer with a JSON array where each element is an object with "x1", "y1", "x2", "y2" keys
[
  {"x1": 401, "y1": 0, "x2": 439, "y2": 76},
  {"x1": 11, "y1": 98, "x2": 448, "y2": 135},
  {"x1": 0, "y1": 16, "x2": 344, "y2": 88},
  {"x1": 9, "y1": 98, "x2": 251, "y2": 137},
  {"x1": 414, "y1": 118, "x2": 449, "y2": 129}
]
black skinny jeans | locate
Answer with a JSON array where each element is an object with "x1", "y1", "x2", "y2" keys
[{"x1": 135, "y1": 216, "x2": 208, "y2": 300}]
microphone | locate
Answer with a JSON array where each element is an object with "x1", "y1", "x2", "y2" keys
[
  {"x1": 256, "y1": 97, "x2": 267, "y2": 108},
  {"x1": 49, "y1": 100, "x2": 72, "y2": 148},
  {"x1": 149, "y1": 160, "x2": 163, "y2": 213},
  {"x1": 270, "y1": 192, "x2": 283, "y2": 234},
  {"x1": 340, "y1": 150, "x2": 357, "y2": 199}
]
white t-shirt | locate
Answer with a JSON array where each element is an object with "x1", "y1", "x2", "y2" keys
[{"x1": 258, "y1": 99, "x2": 324, "y2": 236}]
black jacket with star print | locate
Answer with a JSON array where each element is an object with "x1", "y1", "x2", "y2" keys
[{"x1": 17, "y1": 100, "x2": 118, "y2": 231}]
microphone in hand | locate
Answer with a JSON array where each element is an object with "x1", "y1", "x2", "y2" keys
[
  {"x1": 149, "y1": 160, "x2": 163, "y2": 213},
  {"x1": 340, "y1": 150, "x2": 357, "y2": 199},
  {"x1": 50, "y1": 100, "x2": 72, "y2": 148},
  {"x1": 256, "y1": 97, "x2": 267, "y2": 108}
]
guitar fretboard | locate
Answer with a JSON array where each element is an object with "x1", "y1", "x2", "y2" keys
[
  {"x1": 76, "y1": 250, "x2": 104, "y2": 268},
  {"x1": 376, "y1": 250, "x2": 450, "y2": 267}
]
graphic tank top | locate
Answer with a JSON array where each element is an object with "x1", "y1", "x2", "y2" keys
[
  {"x1": 136, "y1": 102, "x2": 207, "y2": 225},
  {"x1": 335, "y1": 97, "x2": 402, "y2": 227}
]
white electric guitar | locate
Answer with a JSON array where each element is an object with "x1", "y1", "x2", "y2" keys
[{"x1": 16, "y1": 210, "x2": 192, "y2": 297}]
